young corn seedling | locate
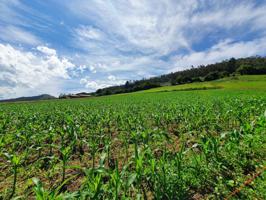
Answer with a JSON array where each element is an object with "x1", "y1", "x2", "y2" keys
[
  {"x1": 91, "y1": 135, "x2": 98, "y2": 169},
  {"x1": 81, "y1": 167, "x2": 104, "y2": 199},
  {"x1": 60, "y1": 145, "x2": 72, "y2": 184},
  {"x1": 101, "y1": 134, "x2": 112, "y2": 168},
  {"x1": 33, "y1": 177, "x2": 77, "y2": 200},
  {"x1": 4, "y1": 152, "x2": 22, "y2": 199},
  {"x1": 109, "y1": 160, "x2": 121, "y2": 200}
]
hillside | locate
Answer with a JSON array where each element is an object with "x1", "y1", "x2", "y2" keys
[
  {"x1": 0, "y1": 94, "x2": 56, "y2": 103},
  {"x1": 95, "y1": 57, "x2": 266, "y2": 96},
  {"x1": 138, "y1": 75, "x2": 266, "y2": 93}
]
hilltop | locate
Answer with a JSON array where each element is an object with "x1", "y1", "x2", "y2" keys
[{"x1": 0, "y1": 94, "x2": 56, "y2": 103}]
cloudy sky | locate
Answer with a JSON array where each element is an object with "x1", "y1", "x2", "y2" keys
[{"x1": 0, "y1": 0, "x2": 266, "y2": 99}]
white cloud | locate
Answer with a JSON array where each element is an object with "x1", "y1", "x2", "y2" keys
[
  {"x1": 171, "y1": 37, "x2": 266, "y2": 72},
  {"x1": 190, "y1": 2, "x2": 266, "y2": 30},
  {"x1": 108, "y1": 75, "x2": 116, "y2": 81},
  {"x1": 0, "y1": 0, "x2": 52, "y2": 30},
  {"x1": 36, "y1": 46, "x2": 57, "y2": 56},
  {"x1": 80, "y1": 75, "x2": 124, "y2": 91},
  {"x1": 76, "y1": 65, "x2": 97, "y2": 74},
  {"x1": 69, "y1": 0, "x2": 195, "y2": 55},
  {"x1": 75, "y1": 26, "x2": 104, "y2": 40},
  {"x1": 69, "y1": 1, "x2": 266, "y2": 55},
  {"x1": 0, "y1": 0, "x2": 24, "y2": 26},
  {"x1": 89, "y1": 66, "x2": 97, "y2": 73},
  {"x1": 0, "y1": 43, "x2": 75, "y2": 99},
  {"x1": 0, "y1": 26, "x2": 41, "y2": 45},
  {"x1": 67, "y1": 0, "x2": 266, "y2": 79}
]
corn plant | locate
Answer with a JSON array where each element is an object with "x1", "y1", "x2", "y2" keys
[
  {"x1": 3, "y1": 153, "x2": 22, "y2": 199},
  {"x1": 59, "y1": 145, "x2": 72, "y2": 184}
]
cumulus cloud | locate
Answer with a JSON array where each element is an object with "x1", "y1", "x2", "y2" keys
[
  {"x1": 0, "y1": 43, "x2": 75, "y2": 99},
  {"x1": 80, "y1": 75, "x2": 125, "y2": 91}
]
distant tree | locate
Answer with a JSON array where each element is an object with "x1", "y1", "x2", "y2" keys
[
  {"x1": 237, "y1": 65, "x2": 266, "y2": 75},
  {"x1": 227, "y1": 57, "x2": 237, "y2": 73},
  {"x1": 236, "y1": 65, "x2": 251, "y2": 75},
  {"x1": 59, "y1": 93, "x2": 67, "y2": 99},
  {"x1": 125, "y1": 81, "x2": 130, "y2": 89},
  {"x1": 180, "y1": 76, "x2": 192, "y2": 83},
  {"x1": 192, "y1": 77, "x2": 203, "y2": 82},
  {"x1": 204, "y1": 71, "x2": 220, "y2": 81},
  {"x1": 219, "y1": 71, "x2": 230, "y2": 78}
]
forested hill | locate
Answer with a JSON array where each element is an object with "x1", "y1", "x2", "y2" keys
[{"x1": 95, "y1": 57, "x2": 266, "y2": 96}]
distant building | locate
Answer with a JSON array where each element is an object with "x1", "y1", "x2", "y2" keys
[
  {"x1": 76, "y1": 92, "x2": 92, "y2": 97},
  {"x1": 59, "y1": 92, "x2": 92, "y2": 99}
]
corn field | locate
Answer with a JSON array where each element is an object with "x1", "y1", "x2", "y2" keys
[{"x1": 0, "y1": 90, "x2": 265, "y2": 199}]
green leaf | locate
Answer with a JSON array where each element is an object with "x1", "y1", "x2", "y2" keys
[{"x1": 127, "y1": 173, "x2": 137, "y2": 187}]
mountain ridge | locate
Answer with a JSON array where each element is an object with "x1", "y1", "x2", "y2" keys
[{"x1": 0, "y1": 94, "x2": 56, "y2": 103}]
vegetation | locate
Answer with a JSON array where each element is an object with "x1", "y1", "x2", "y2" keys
[
  {"x1": 95, "y1": 57, "x2": 266, "y2": 96},
  {"x1": 0, "y1": 75, "x2": 265, "y2": 199}
]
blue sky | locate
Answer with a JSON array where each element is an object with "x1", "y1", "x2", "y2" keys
[{"x1": 0, "y1": 0, "x2": 266, "y2": 99}]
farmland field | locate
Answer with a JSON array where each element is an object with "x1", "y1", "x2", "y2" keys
[{"x1": 0, "y1": 75, "x2": 266, "y2": 199}]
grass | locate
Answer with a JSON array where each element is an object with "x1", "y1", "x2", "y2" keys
[
  {"x1": 0, "y1": 75, "x2": 266, "y2": 199},
  {"x1": 137, "y1": 75, "x2": 266, "y2": 93}
]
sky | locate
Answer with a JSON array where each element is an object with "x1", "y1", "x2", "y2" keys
[{"x1": 0, "y1": 0, "x2": 266, "y2": 99}]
